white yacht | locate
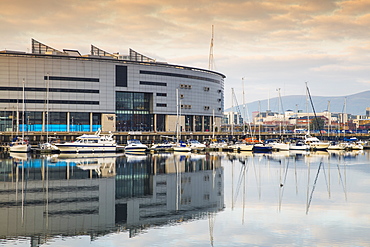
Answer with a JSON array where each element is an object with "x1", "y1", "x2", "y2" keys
[
  {"x1": 229, "y1": 142, "x2": 254, "y2": 152},
  {"x1": 54, "y1": 129, "x2": 117, "y2": 153},
  {"x1": 304, "y1": 135, "x2": 330, "y2": 150},
  {"x1": 289, "y1": 140, "x2": 310, "y2": 151},
  {"x1": 149, "y1": 141, "x2": 175, "y2": 151},
  {"x1": 346, "y1": 142, "x2": 364, "y2": 150},
  {"x1": 327, "y1": 141, "x2": 347, "y2": 150},
  {"x1": 125, "y1": 139, "x2": 148, "y2": 152},
  {"x1": 187, "y1": 139, "x2": 206, "y2": 151},
  {"x1": 264, "y1": 139, "x2": 290, "y2": 151},
  {"x1": 9, "y1": 137, "x2": 31, "y2": 153},
  {"x1": 173, "y1": 141, "x2": 191, "y2": 152},
  {"x1": 208, "y1": 139, "x2": 228, "y2": 150}
]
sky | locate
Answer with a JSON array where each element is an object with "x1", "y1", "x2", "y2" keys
[{"x1": 1, "y1": 0, "x2": 370, "y2": 109}]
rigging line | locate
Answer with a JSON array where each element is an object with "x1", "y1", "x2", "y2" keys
[
  {"x1": 321, "y1": 162, "x2": 330, "y2": 197},
  {"x1": 279, "y1": 159, "x2": 290, "y2": 211},
  {"x1": 336, "y1": 163, "x2": 347, "y2": 200},
  {"x1": 234, "y1": 161, "x2": 248, "y2": 204},
  {"x1": 306, "y1": 83, "x2": 323, "y2": 139},
  {"x1": 294, "y1": 158, "x2": 298, "y2": 195},
  {"x1": 306, "y1": 159, "x2": 323, "y2": 214}
]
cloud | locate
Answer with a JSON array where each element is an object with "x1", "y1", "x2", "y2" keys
[{"x1": 1, "y1": 0, "x2": 369, "y2": 109}]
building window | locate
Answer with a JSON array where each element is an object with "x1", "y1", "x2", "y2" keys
[
  {"x1": 116, "y1": 91, "x2": 153, "y2": 131},
  {"x1": 156, "y1": 93, "x2": 167, "y2": 97},
  {"x1": 157, "y1": 103, "x2": 167, "y2": 107},
  {"x1": 116, "y1": 65, "x2": 128, "y2": 87},
  {"x1": 0, "y1": 86, "x2": 99, "y2": 94},
  {"x1": 195, "y1": 115, "x2": 202, "y2": 131},
  {"x1": 140, "y1": 81, "x2": 167, "y2": 86},
  {"x1": 44, "y1": 76, "x2": 99, "y2": 82}
]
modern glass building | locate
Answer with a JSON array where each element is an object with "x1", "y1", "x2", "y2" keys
[{"x1": 0, "y1": 39, "x2": 225, "y2": 133}]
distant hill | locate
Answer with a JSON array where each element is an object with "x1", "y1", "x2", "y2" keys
[{"x1": 226, "y1": 90, "x2": 370, "y2": 119}]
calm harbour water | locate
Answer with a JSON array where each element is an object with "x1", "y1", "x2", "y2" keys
[{"x1": 0, "y1": 150, "x2": 369, "y2": 247}]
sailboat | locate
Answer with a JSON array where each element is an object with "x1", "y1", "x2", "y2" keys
[
  {"x1": 228, "y1": 83, "x2": 254, "y2": 152},
  {"x1": 173, "y1": 88, "x2": 191, "y2": 152},
  {"x1": 304, "y1": 83, "x2": 329, "y2": 150},
  {"x1": 9, "y1": 79, "x2": 31, "y2": 153},
  {"x1": 265, "y1": 89, "x2": 290, "y2": 151},
  {"x1": 38, "y1": 74, "x2": 59, "y2": 153}
]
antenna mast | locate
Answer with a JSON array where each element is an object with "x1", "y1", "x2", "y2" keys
[{"x1": 208, "y1": 25, "x2": 214, "y2": 70}]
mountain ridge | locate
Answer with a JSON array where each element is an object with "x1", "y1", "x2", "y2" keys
[{"x1": 226, "y1": 90, "x2": 370, "y2": 118}]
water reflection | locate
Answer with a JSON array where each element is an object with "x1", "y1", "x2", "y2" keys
[
  {"x1": 1, "y1": 150, "x2": 369, "y2": 246},
  {"x1": 226, "y1": 150, "x2": 368, "y2": 216},
  {"x1": 0, "y1": 152, "x2": 224, "y2": 245}
]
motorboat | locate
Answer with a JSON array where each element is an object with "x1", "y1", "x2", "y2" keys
[
  {"x1": 173, "y1": 141, "x2": 191, "y2": 152},
  {"x1": 187, "y1": 139, "x2": 206, "y2": 151},
  {"x1": 346, "y1": 142, "x2": 364, "y2": 150},
  {"x1": 125, "y1": 139, "x2": 148, "y2": 152},
  {"x1": 264, "y1": 139, "x2": 289, "y2": 151},
  {"x1": 253, "y1": 143, "x2": 272, "y2": 153},
  {"x1": 327, "y1": 141, "x2": 347, "y2": 150},
  {"x1": 289, "y1": 140, "x2": 310, "y2": 151},
  {"x1": 208, "y1": 139, "x2": 228, "y2": 150},
  {"x1": 37, "y1": 137, "x2": 60, "y2": 153},
  {"x1": 149, "y1": 141, "x2": 175, "y2": 151},
  {"x1": 304, "y1": 135, "x2": 329, "y2": 150},
  {"x1": 9, "y1": 137, "x2": 31, "y2": 153},
  {"x1": 54, "y1": 129, "x2": 117, "y2": 153},
  {"x1": 229, "y1": 142, "x2": 254, "y2": 152}
]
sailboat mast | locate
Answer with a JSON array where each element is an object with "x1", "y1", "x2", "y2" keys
[
  {"x1": 212, "y1": 109, "x2": 215, "y2": 140},
  {"x1": 305, "y1": 82, "x2": 309, "y2": 134},
  {"x1": 22, "y1": 79, "x2": 25, "y2": 140},
  {"x1": 176, "y1": 88, "x2": 179, "y2": 143},
  {"x1": 46, "y1": 73, "x2": 49, "y2": 141},
  {"x1": 277, "y1": 88, "x2": 281, "y2": 135},
  {"x1": 344, "y1": 97, "x2": 347, "y2": 137},
  {"x1": 242, "y1": 78, "x2": 246, "y2": 135},
  {"x1": 231, "y1": 88, "x2": 234, "y2": 137},
  {"x1": 258, "y1": 101, "x2": 261, "y2": 141},
  {"x1": 327, "y1": 100, "x2": 331, "y2": 137}
]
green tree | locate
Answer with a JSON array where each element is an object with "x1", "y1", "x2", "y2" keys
[{"x1": 310, "y1": 117, "x2": 325, "y2": 131}]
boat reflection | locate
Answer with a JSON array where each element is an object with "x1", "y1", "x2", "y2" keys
[{"x1": 0, "y1": 152, "x2": 224, "y2": 243}]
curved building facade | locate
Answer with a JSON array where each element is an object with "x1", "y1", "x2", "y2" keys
[{"x1": 0, "y1": 39, "x2": 225, "y2": 133}]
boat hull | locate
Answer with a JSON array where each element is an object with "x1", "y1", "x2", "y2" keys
[
  {"x1": 309, "y1": 143, "x2": 330, "y2": 150},
  {"x1": 125, "y1": 147, "x2": 148, "y2": 152},
  {"x1": 233, "y1": 144, "x2": 254, "y2": 152},
  {"x1": 253, "y1": 144, "x2": 272, "y2": 153},
  {"x1": 9, "y1": 144, "x2": 31, "y2": 153},
  {"x1": 173, "y1": 146, "x2": 191, "y2": 152}
]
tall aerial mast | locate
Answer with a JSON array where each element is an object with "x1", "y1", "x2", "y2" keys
[{"x1": 208, "y1": 25, "x2": 214, "y2": 71}]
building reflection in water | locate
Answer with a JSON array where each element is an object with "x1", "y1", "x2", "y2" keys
[{"x1": 0, "y1": 152, "x2": 224, "y2": 244}]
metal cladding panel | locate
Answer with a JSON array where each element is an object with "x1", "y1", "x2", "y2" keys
[{"x1": 0, "y1": 53, "x2": 224, "y2": 117}]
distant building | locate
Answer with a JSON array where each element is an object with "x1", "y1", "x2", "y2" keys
[{"x1": 223, "y1": 112, "x2": 243, "y2": 125}]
